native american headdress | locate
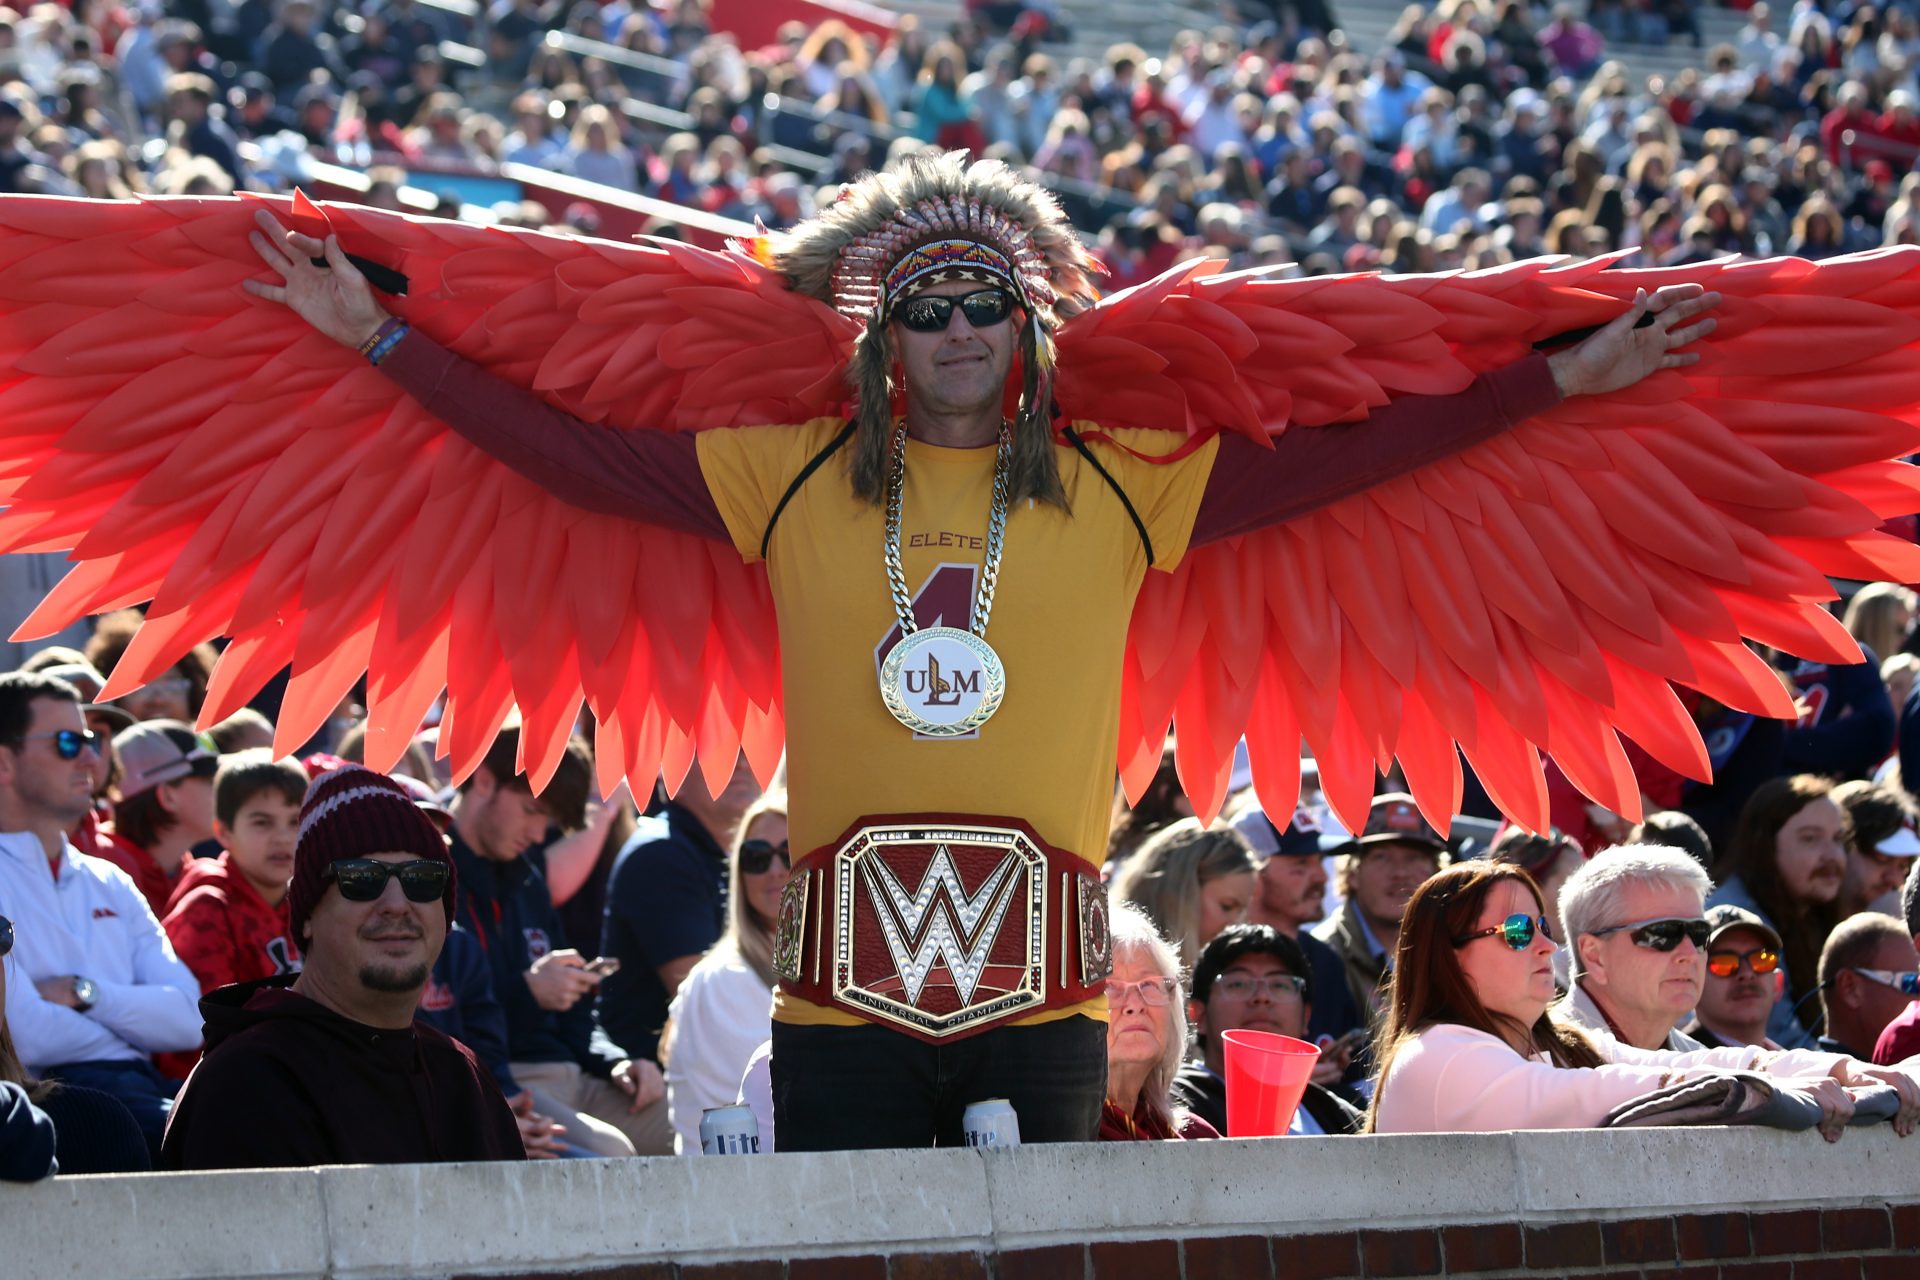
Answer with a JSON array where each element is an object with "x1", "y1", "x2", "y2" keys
[{"x1": 763, "y1": 151, "x2": 1103, "y2": 504}]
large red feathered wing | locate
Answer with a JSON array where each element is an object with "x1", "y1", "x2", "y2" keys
[
  {"x1": 0, "y1": 192, "x2": 858, "y2": 798},
  {"x1": 1053, "y1": 252, "x2": 1920, "y2": 832}
]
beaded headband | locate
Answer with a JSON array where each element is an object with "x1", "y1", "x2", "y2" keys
[{"x1": 830, "y1": 196, "x2": 1057, "y2": 324}]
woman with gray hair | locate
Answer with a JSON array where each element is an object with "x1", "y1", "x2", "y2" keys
[
  {"x1": 1100, "y1": 901, "x2": 1219, "y2": 1140},
  {"x1": 1554, "y1": 844, "x2": 1713, "y2": 1052}
]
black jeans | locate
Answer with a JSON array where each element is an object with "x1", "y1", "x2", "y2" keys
[{"x1": 771, "y1": 1015, "x2": 1105, "y2": 1151}]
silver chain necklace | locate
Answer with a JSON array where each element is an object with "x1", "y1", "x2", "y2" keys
[{"x1": 876, "y1": 421, "x2": 1012, "y2": 736}]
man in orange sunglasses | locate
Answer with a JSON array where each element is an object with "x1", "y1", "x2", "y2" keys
[{"x1": 1686, "y1": 905, "x2": 1786, "y2": 1050}]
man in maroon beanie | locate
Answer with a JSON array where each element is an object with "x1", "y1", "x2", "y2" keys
[{"x1": 160, "y1": 766, "x2": 524, "y2": 1169}]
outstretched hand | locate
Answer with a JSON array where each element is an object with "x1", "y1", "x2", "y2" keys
[
  {"x1": 244, "y1": 208, "x2": 392, "y2": 350},
  {"x1": 1547, "y1": 283, "x2": 1721, "y2": 399}
]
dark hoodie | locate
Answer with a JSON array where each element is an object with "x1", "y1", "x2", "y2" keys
[
  {"x1": 0, "y1": 1080, "x2": 56, "y2": 1181},
  {"x1": 159, "y1": 976, "x2": 523, "y2": 1171}
]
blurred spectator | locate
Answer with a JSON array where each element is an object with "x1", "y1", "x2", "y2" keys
[
  {"x1": 1625, "y1": 809, "x2": 1714, "y2": 871},
  {"x1": 1540, "y1": 4, "x2": 1605, "y2": 79},
  {"x1": 1844, "y1": 583, "x2": 1916, "y2": 664},
  {"x1": 1110, "y1": 818, "x2": 1258, "y2": 970},
  {"x1": 83, "y1": 610, "x2": 212, "y2": 726},
  {"x1": 165, "y1": 71, "x2": 246, "y2": 186},
  {"x1": 1831, "y1": 781, "x2": 1919, "y2": 918},
  {"x1": 1874, "y1": 860, "x2": 1920, "y2": 1064},
  {"x1": 1313, "y1": 794, "x2": 1446, "y2": 1021},
  {"x1": 1229, "y1": 803, "x2": 1362, "y2": 1045},
  {"x1": 444, "y1": 728, "x2": 665, "y2": 1156},
  {"x1": 160, "y1": 767, "x2": 522, "y2": 1169},
  {"x1": 0, "y1": 674, "x2": 201, "y2": 1160},
  {"x1": 99, "y1": 722, "x2": 218, "y2": 917},
  {"x1": 662, "y1": 790, "x2": 786, "y2": 1154},
  {"x1": 1709, "y1": 775, "x2": 1849, "y2": 1048},
  {"x1": 1688, "y1": 904, "x2": 1786, "y2": 1050},
  {"x1": 1556, "y1": 845, "x2": 1710, "y2": 1052},
  {"x1": 1816, "y1": 912, "x2": 1918, "y2": 1059},
  {"x1": 1773, "y1": 644, "x2": 1895, "y2": 780},
  {"x1": 1106, "y1": 742, "x2": 1193, "y2": 871},
  {"x1": 598, "y1": 753, "x2": 759, "y2": 1077},
  {"x1": 1101, "y1": 901, "x2": 1217, "y2": 1141},
  {"x1": 0, "y1": 914, "x2": 56, "y2": 1182},
  {"x1": 258, "y1": 0, "x2": 343, "y2": 95},
  {"x1": 1173, "y1": 923, "x2": 1365, "y2": 1136}
]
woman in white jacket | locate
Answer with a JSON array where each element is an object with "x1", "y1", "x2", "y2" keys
[
  {"x1": 1365, "y1": 860, "x2": 1920, "y2": 1138},
  {"x1": 663, "y1": 792, "x2": 789, "y2": 1153}
]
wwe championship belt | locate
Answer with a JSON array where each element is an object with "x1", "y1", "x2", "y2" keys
[{"x1": 774, "y1": 815, "x2": 1112, "y2": 1042}]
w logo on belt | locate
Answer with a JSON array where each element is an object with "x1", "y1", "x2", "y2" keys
[
  {"x1": 863, "y1": 846, "x2": 1021, "y2": 1006},
  {"x1": 833, "y1": 823, "x2": 1047, "y2": 1037}
]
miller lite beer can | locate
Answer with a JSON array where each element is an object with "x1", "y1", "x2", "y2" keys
[
  {"x1": 962, "y1": 1098, "x2": 1021, "y2": 1148},
  {"x1": 699, "y1": 1104, "x2": 761, "y2": 1155}
]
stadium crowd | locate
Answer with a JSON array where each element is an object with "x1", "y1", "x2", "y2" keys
[
  {"x1": 7, "y1": 0, "x2": 1920, "y2": 1182},
  {"x1": 6, "y1": 0, "x2": 1920, "y2": 266}
]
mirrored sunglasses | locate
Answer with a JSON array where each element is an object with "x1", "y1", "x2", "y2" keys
[
  {"x1": 15, "y1": 727, "x2": 102, "y2": 760},
  {"x1": 323, "y1": 858, "x2": 449, "y2": 903},
  {"x1": 1706, "y1": 947, "x2": 1779, "y2": 978},
  {"x1": 1593, "y1": 917, "x2": 1710, "y2": 952},
  {"x1": 738, "y1": 839, "x2": 790, "y2": 875},
  {"x1": 1850, "y1": 967, "x2": 1920, "y2": 995},
  {"x1": 0, "y1": 914, "x2": 12, "y2": 959},
  {"x1": 894, "y1": 288, "x2": 1015, "y2": 333},
  {"x1": 1454, "y1": 913, "x2": 1552, "y2": 950}
]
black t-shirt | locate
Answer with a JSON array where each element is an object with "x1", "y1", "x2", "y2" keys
[{"x1": 595, "y1": 804, "x2": 727, "y2": 1063}]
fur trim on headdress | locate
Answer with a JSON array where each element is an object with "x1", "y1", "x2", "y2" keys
[{"x1": 764, "y1": 152, "x2": 1095, "y2": 507}]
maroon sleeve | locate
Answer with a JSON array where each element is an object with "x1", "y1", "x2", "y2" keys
[
  {"x1": 1191, "y1": 352, "x2": 1564, "y2": 546},
  {"x1": 374, "y1": 330, "x2": 730, "y2": 542}
]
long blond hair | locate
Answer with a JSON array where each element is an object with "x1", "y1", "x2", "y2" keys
[
  {"x1": 1109, "y1": 818, "x2": 1258, "y2": 970},
  {"x1": 726, "y1": 791, "x2": 788, "y2": 987},
  {"x1": 1844, "y1": 582, "x2": 1917, "y2": 663}
]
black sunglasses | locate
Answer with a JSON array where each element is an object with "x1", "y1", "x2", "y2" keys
[
  {"x1": 738, "y1": 839, "x2": 790, "y2": 875},
  {"x1": 0, "y1": 914, "x2": 12, "y2": 959},
  {"x1": 322, "y1": 858, "x2": 449, "y2": 903},
  {"x1": 12, "y1": 728, "x2": 101, "y2": 760},
  {"x1": 1454, "y1": 913, "x2": 1552, "y2": 950},
  {"x1": 1592, "y1": 917, "x2": 1710, "y2": 952},
  {"x1": 894, "y1": 288, "x2": 1015, "y2": 333}
]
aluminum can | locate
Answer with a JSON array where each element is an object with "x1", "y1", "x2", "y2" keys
[
  {"x1": 699, "y1": 1104, "x2": 761, "y2": 1155},
  {"x1": 961, "y1": 1098, "x2": 1021, "y2": 1148}
]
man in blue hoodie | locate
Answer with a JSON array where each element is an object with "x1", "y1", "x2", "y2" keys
[{"x1": 447, "y1": 728, "x2": 668, "y2": 1156}]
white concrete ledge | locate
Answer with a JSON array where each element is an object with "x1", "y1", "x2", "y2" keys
[{"x1": 5, "y1": 1128, "x2": 1917, "y2": 1280}]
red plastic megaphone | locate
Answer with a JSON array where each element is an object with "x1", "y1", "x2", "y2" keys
[{"x1": 1222, "y1": 1029, "x2": 1321, "y2": 1137}]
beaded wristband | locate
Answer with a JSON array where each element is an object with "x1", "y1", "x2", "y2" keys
[{"x1": 364, "y1": 319, "x2": 410, "y2": 366}]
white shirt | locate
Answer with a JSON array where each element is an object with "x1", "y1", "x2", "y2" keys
[
  {"x1": 664, "y1": 940, "x2": 772, "y2": 1154},
  {"x1": 0, "y1": 832, "x2": 202, "y2": 1070},
  {"x1": 1372, "y1": 1022, "x2": 1845, "y2": 1134}
]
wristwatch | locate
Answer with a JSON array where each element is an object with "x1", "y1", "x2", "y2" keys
[{"x1": 71, "y1": 976, "x2": 98, "y2": 1013}]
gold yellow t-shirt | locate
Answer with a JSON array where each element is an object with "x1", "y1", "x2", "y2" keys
[{"x1": 696, "y1": 420, "x2": 1218, "y2": 1025}]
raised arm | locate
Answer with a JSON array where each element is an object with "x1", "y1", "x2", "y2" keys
[
  {"x1": 245, "y1": 210, "x2": 729, "y2": 542},
  {"x1": 1191, "y1": 284, "x2": 1721, "y2": 547}
]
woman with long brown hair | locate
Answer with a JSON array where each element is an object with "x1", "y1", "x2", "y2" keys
[
  {"x1": 1365, "y1": 863, "x2": 1916, "y2": 1135},
  {"x1": 1708, "y1": 776, "x2": 1850, "y2": 1048}
]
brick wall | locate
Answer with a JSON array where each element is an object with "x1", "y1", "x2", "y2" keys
[{"x1": 459, "y1": 1205, "x2": 1920, "y2": 1280}]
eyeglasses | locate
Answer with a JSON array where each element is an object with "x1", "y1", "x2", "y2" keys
[
  {"x1": 1706, "y1": 947, "x2": 1780, "y2": 978},
  {"x1": 1591, "y1": 917, "x2": 1711, "y2": 952},
  {"x1": 322, "y1": 858, "x2": 450, "y2": 903},
  {"x1": 738, "y1": 839, "x2": 790, "y2": 875},
  {"x1": 1454, "y1": 913, "x2": 1552, "y2": 950},
  {"x1": 10, "y1": 728, "x2": 102, "y2": 760},
  {"x1": 1213, "y1": 974, "x2": 1306, "y2": 1001},
  {"x1": 1106, "y1": 976, "x2": 1178, "y2": 1007},
  {"x1": 893, "y1": 288, "x2": 1016, "y2": 333},
  {"x1": 139, "y1": 676, "x2": 192, "y2": 698},
  {"x1": 1850, "y1": 967, "x2": 1920, "y2": 995},
  {"x1": 0, "y1": 914, "x2": 12, "y2": 958}
]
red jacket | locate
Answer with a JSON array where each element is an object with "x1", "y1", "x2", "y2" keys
[
  {"x1": 159, "y1": 854, "x2": 302, "y2": 1079},
  {"x1": 91, "y1": 826, "x2": 178, "y2": 919}
]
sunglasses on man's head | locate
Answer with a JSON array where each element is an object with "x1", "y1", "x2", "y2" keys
[
  {"x1": 1454, "y1": 913, "x2": 1552, "y2": 950},
  {"x1": 1706, "y1": 947, "x2": 1779, "y2": 978},
  {"x1": 893, "y1": 288, "x2": 1015, "y2": 333},
  {"x1": 738, "y1": 839, "x2": 789, "y2": 875},
  {"x1": 0, "y1": 914, "x2": 12, "y2": 959},
  {"x1": 11, "y1": 728, "x2": 101, "y2": 760},
  {"x1": 322, "y1": 858, "x2": 449, "y2": 903},
  {"x1": 1592, "y1": 917, "x2": 1711, "y2": 952}
]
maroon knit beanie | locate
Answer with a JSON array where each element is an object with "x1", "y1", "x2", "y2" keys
[{"x1": 287, "y1": 766, "x2": 456, "y2": 946}]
